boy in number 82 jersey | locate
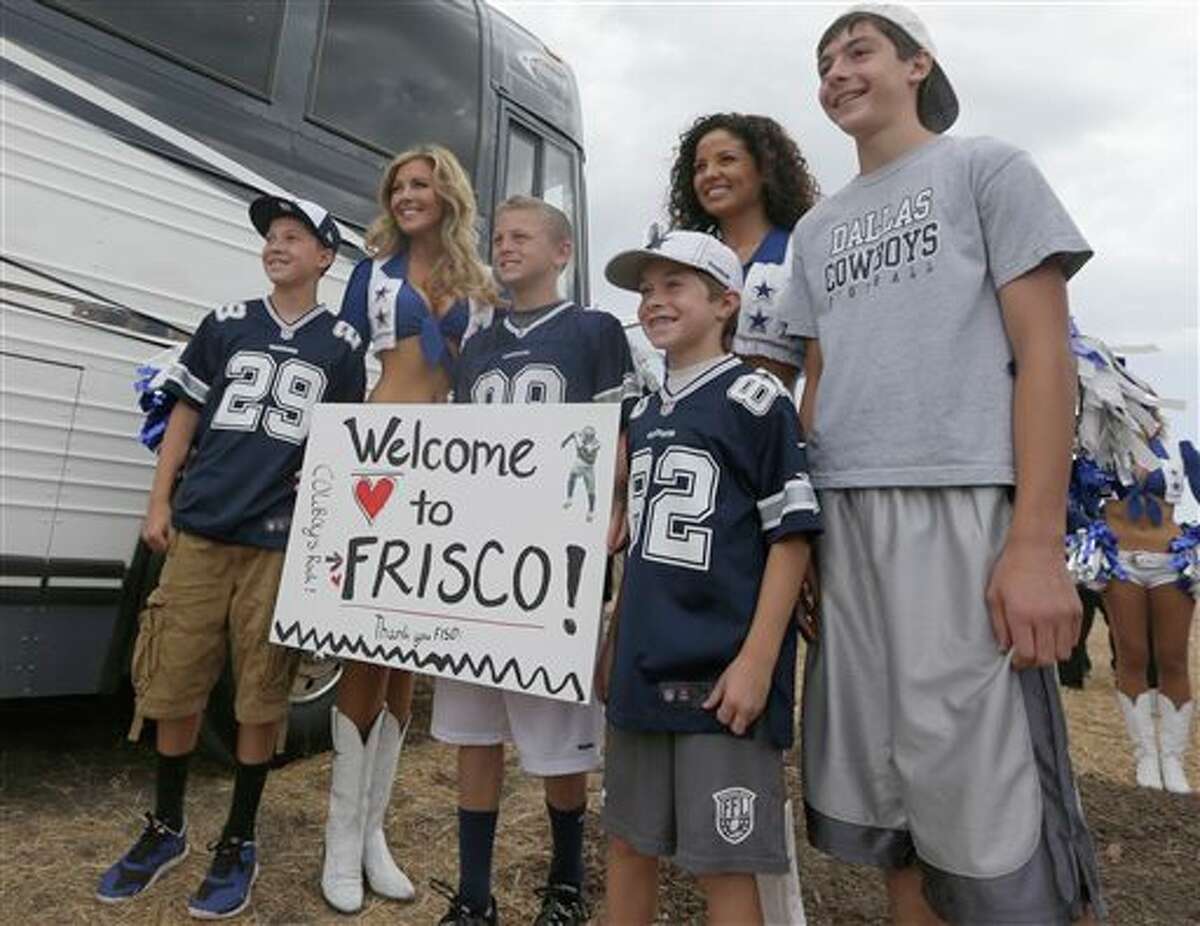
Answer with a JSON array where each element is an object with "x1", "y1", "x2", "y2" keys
[
  {"x1": 98, "y1": 196, "x2": 363, "y2": 920},
  {"x1": 599, "y1": 229, "x2": 820, "y2": 925}
]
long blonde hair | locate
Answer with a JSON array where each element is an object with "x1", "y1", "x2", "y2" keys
[{"x1": 364, "y1": 144, "x2": 498, "y2": 307}]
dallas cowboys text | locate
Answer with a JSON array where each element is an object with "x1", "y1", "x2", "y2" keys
[{"x1": 824, "y1": 186, "x2": 939, "y2": 298}]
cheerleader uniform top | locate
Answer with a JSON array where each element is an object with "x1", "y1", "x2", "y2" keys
[
  {"x1": 1113, "y1": 448, "x2": 1186, "y2": 526},
  {"x1": 341, "y1": 252, "x2": 472, "y2": 367},
  {"x1": 730, "y1": 225, "x2": 803, "y2": 370}
]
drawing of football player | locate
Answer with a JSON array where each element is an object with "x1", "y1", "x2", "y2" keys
[{"x1": 562, "y1": 425, "x2": 601, "y2": 521}]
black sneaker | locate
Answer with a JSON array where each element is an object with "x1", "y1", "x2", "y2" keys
[
  {"x1": 96, "y1": 813, "x2": 188, "y2": 903},
  {"x1": 533, "y1": 883, "x2": 590, "y2": 926},
  {"x1": 431, "y1": 877, "x2": 498, "y2": 925},
  {"x1": 186, "y1": 836, "x2": 258, "y2": 920}
]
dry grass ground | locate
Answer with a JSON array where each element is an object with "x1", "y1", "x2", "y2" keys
[{"x1": 2, "y1": 616, "x2": 1197, "y2": 925}]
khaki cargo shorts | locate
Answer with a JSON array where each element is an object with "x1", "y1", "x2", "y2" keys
[{"x1": 129, "y1": 531, "x2": 298, "y2": 744}]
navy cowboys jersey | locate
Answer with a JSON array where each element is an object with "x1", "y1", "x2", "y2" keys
[
  {"x1": 607, "y1": 355, "x2": 821, "y2": 748},
  {"x1": 453, "y1": 301, "x2": 638, "y2": 409},
  {"x1": 163, "y1": 297, "x2": 365, "y2": 549}
]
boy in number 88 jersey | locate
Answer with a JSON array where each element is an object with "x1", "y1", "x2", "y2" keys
[
  {"x1": 431, "y1": 196, "x2": 637, "y2": 926},
  {"x1": 98, "y1": 196, "x2": 364, "y2": 920},
  {"x1": 599, "y1": 229, "x2": 820, "y2": 925}
]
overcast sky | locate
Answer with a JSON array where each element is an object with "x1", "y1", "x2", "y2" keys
[{"x1": 494, "y1": 0, "x2": 1199, "y2": 515}]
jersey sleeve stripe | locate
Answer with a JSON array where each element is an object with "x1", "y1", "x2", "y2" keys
[
  {"x1": 757, "y1": 477, "x2": 819, "y2": 531},
  {"x1": 593, "y1": 373, "x2": 641, "y2": 404},
  {"x1": 370, "y1": 330, "x2": 398, "y2": 356},
  {"x1": 163, "y1": 359, "x2": 210, "y2": 405}
]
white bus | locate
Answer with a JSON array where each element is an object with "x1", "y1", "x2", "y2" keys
[{"x1": 1, "y1": 0, "x2": 590, "y2": 756}]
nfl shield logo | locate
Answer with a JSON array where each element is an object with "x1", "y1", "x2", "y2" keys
[{"x1": 712, "y1": 787, "x2": 756, "y2": 845}]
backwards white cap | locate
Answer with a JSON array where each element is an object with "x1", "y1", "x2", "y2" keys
[{"x1": 844, "y1": 4, "x2": 959, "y2": 132}]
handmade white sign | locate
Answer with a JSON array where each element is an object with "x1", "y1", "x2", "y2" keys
[{"x1": 271, "y1": 403, "x2": 619, "y2": 703}]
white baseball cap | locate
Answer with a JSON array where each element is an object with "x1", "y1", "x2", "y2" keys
[
  {"x1": 843, "y1": 4, "x2": 959, "y2": 133},
  {"x1": 605, "y1": 226, "x2": 744, "y2": 294}
]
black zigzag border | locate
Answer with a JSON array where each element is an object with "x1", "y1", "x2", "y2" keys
[{"x1": 274, "y1": 620, "x2": 585, "y2": 702}]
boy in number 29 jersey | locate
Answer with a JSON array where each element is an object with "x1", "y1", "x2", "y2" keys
[
  {"x1": 167, "y1": 293, "x2": 363, "y2": 547},
  {"x1": 600, "y1": 229, "x2": 820, "y2": 925},
  {"x1": 98, "y1": 196, "x2": 363, "y2": 920}
]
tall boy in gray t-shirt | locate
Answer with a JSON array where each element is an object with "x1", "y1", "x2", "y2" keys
[{"x1": 783, "y1": 5, "x2": 1105, "y2": 923}]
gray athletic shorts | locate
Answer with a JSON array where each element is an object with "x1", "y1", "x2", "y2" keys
[
  {"x1": 802, "y1": 487, "x2": 1105, "y2": 923},
  {"x1": 602, "y1": 723, "x2": 789, "y2": 875}
]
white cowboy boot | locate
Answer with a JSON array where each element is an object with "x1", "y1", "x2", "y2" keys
[
  {"x1": 1116, "y1": 691, "x2": 1163, "y2": 790},
  {"x1": 321, "y1": 707, "x2": 381, "y2": 912},
  {"x1": 1157, "y1": 694, "x2": 1194, "y2": 795},
  {"x1": 362, "y1": 711, "x2": 415, "y2": 900}
]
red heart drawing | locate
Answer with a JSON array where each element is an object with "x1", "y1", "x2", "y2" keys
[{"x1": 353, "y1": 477, "x2": 394, "y2": 523}]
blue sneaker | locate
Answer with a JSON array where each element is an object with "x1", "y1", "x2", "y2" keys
[
  {"x1": 187, "y1": 837, "x2": 258, "y2": 920},
  {"x1": 96, "y1": 813, "x2": 188, "y2": 903}
]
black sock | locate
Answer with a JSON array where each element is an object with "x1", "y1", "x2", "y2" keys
[
  {"x1": 154, "y1": 752, "x2": 191, "y2": 832},
  {"x1": 458, "y1": 807, "x2": 499, "y2": 913},
  {"x1": 547, "y1": 802, "x2": 585, "y2": 888},
  {"x1": 220, "y1": 760, "x2": 270, "y2": 842}
]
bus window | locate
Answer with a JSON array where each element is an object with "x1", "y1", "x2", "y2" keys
[
  {"x1": 308, "y1": 0, "x2": 480, "y2": 164},
  {"x1": 41, "y1": 0, "x2": 283, "y2": 97},
  {"x1": 541, "y1": 143, "x2": 576, "y2": 225},
  {"x1": 500, "y1": 118, "x2": 584, "y2": 298},
  {"x1": 505, "y1": 125, "x2": 538, "y2": 198},
  {"x1": 541, "y1": 142, "x2": 578, "y2": 295}
]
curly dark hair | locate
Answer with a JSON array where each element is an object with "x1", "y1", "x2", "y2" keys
[{"x1": 667, "y1": 113, "x2": 819, "y2": 234}]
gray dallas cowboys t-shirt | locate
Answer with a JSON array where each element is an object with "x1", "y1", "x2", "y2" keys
[{"x1": 781, "y1": 135, "x2": 1091, "y2": 489}]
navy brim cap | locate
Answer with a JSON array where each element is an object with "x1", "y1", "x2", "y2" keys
[{"x1": 250, "y1": 195, "x2": 341, "y2": 250}]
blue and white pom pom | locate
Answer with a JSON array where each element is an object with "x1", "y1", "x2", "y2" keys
[
  {"x1": 1070, "y1": 318, "x2": 1166, "y2": 485},
  {"x1": 1065, "y1": 521, "x2": 1126, "y2": 591},
  {"x1": 1069, "y1": 455, "x2": 1115, "y2": 523},
  {"x1": 133, "y1": 346, "x2": 183, "y2": 452},
  {"x1": 1168, "y1": 523, "x2": 1200, "y2": 598}
]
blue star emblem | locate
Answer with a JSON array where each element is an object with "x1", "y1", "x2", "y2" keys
[
  {"x1": 754, "y1": 281, "x2": 774, "y2": 300},
  {"x1": 375, "y1": 307, "x2": 388, "y2": 327},
  {"x1": 646, "y1": 223, "x2": 669, "y2": 250},
  {"x1": 373, "y1": 285, "x2": 389, "y2": 303},
  {"x1": 748, "y1": 309, "x2": 769, "y2": 332}
]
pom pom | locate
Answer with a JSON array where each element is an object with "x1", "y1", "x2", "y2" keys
[
  {"x1": 133, "y1": 346, "x2": 183, "y2": 453},
  {"x1": 1065, "y1": 521, "x2": 1126, "y2": 590},
  {"x1": 1070, "y1": 320, "x2": 1166, "y2": 487},
  {"x1": 1168, "y1": 523, "x2": 1200, "y2": 597}
]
